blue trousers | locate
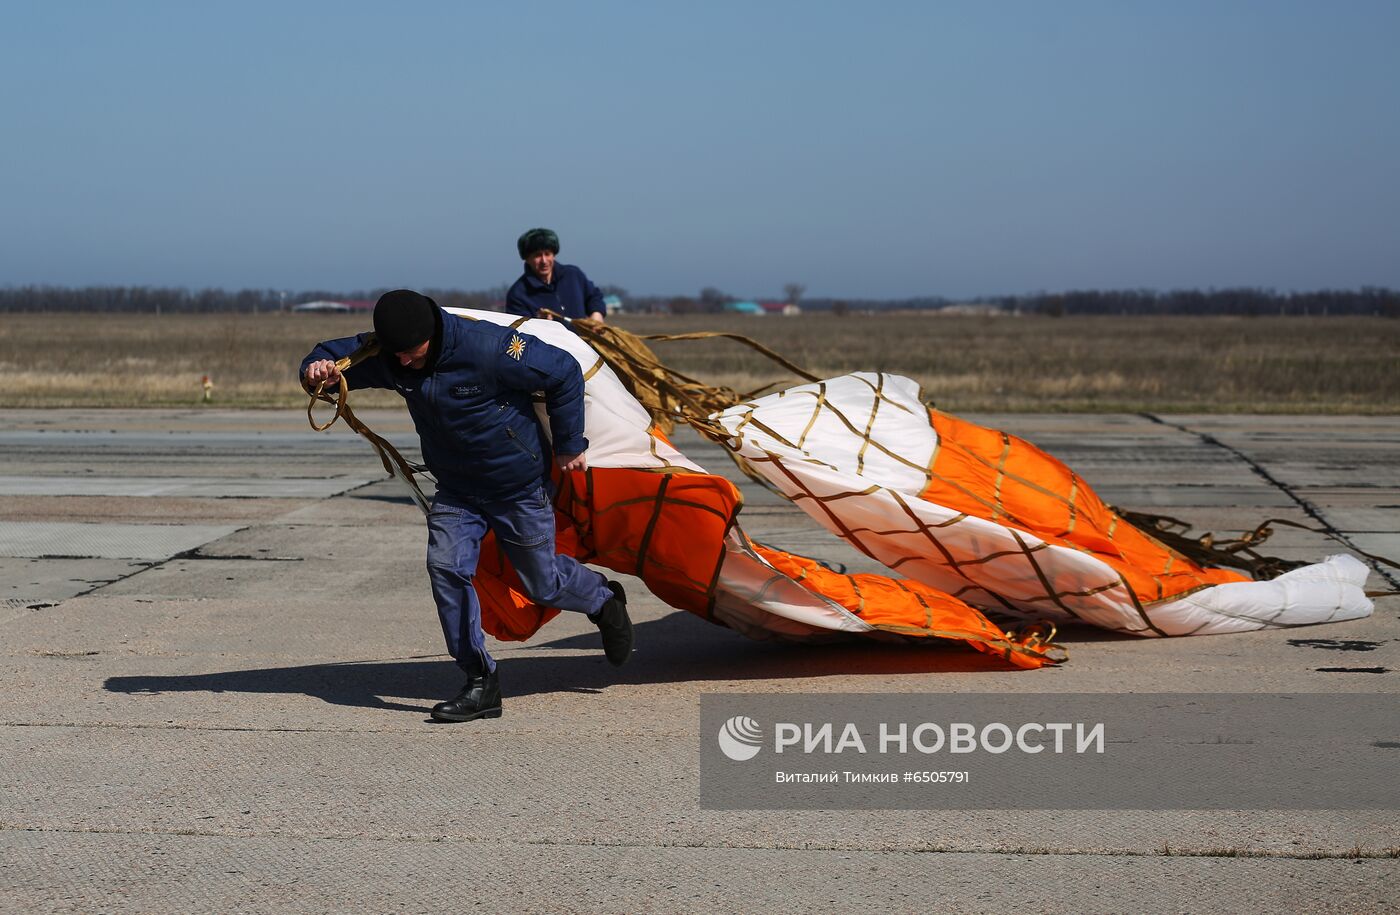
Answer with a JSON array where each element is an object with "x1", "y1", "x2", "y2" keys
[{"x1": 426, "y1": 483, "x2": 612, "y2": 676}]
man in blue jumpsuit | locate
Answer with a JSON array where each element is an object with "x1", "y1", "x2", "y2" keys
[
  {"x1": 301, "y1": 290, "x2": 632, "y2": 723},
  {"x1": 505, "y1": 228, "x2": 607, "y2": 322}
]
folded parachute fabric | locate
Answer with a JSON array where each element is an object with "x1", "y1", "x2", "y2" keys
[
  {"x1": 354, "y1": 310, "x2": 1374, "y2": 668},
  {"x1": 710, "y1": 372, "x2": 1373, "y2": 638}
]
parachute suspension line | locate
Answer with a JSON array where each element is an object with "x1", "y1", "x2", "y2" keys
[
  {"x1": 559, "y1": 314, "x2": 822, "y2": 496},
  {"x1": 633, "y1": 331, "x2": 821, "y2": 386},
  {"x1": 1117, "y1": 510, "x2": 1400, "y2": 584},
  {"x1": 1004, "y1": 622, "x2": 1061, "y2": 658},
  {"x1": 303, "y1": 335, "x2": 433, "y2": 515},
  {"x1": 558, "y1": 313, "x2": 815, "y2": 441}
]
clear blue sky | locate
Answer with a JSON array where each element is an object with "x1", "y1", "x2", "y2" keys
[{"x1": 2, "y1": 1, "x2": 1396, "y2": 299}]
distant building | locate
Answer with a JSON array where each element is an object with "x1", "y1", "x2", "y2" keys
[
  {"x1": 291, "y1": 299, "x2": 375, "y2": 314},
  {"x1": 936, "y1": 302, "x2": 1012, "y2": 317},
  {"x1": 761, "y1": 301, "x2": 801, "y2": 316},
  {"x1": 602, "y1": 294, "x2": 624, "y2": 315},
  {"x1": 724, "y1": 300, "x2": 764, "y2": 315},
  {"x1": 291, "y1": 300, "x2": 351, "y2": 313}
]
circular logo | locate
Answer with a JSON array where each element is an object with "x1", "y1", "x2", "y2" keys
[{"x1": 717, "y1": 715, "x2": 763, "y2": 761}]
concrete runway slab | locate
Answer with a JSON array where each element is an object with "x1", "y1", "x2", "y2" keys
[
  {"x1": 0, "y1": 474, "x2": 374, "y2": 499},
  {"x1": 0, "y1": 521, "x2": 241, "y2": 561},
  {"x1": 3, "y1": 831, "x2": 1393, "y2": 915},
  {"x1": 0, "y1": 556, "x2": 147, "y2": 606},
  {"x1": 1, "y1": 409, "x2": 1396, "y2": 914}
]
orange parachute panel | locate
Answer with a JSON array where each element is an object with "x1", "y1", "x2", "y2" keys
[
  {"x1": 473, "y1": 458, "x2": 1059, "y2": 669},
  {"x1": 752, "y1": 545, "x2": 1059, "y2": 669},
  {"x1": 474, "y1": 527, "x2": 562, "y2": 642},
  {"x1": 476, "y1": 465, "x2": 742, "y2": 642},
  {"x1": 921, "y1": 409, "x2": 1246, "y2": 607}
]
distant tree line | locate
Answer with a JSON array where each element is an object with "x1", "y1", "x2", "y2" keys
[
  {"x1": 1018, "y1": 287, "x2": 1399, "y2": 317},
  {"x1": 0, "y1": 284, "x2": 1395, "y2": 317},
  {"x1": 0, "y1": 285, "x2": 505, "y2": 314},
  {"x1": 609, "y1": 286, "x2": 1400, "y2": 317},
  {"x1": 796, "y1": 287, "x2": 1400, "y2": 317}
]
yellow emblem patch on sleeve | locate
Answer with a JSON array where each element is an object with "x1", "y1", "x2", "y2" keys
[{"x1": 506, "y1": 334, "x2": 526, "y2": 360}]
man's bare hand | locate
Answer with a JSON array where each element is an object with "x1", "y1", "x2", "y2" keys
[
  {"x1": 556, "y1": 453, "x2": 587, "y2": 473},
  {"x1": 304, "y1": 359, "x2": 342, "y2": 390},
  {"x1": 587, "y1": 311, "x2": 605, "y2": 324}
]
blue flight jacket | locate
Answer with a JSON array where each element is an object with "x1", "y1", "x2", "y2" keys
[
  {"x1": 300, "y1": 311, "x2": 588, "y2": 501},
  {"x1": 505, "y1": 263, "x2": 606, "y2": 320}
]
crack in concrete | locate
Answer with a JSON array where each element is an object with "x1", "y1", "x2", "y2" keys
[
  {"x1": 53, "y1": 561, "x2": 159, "y2": 601},
  {"x1": 1140, "y1": 413, "x2": 1400, "y2": 589},
  {"x1": 181, "y1": 553, "x2": 303, "y2": 562},
  {"x1": 13, "y1": 475, "x2": 385, "y2": 608},
  {"x1": 0, "y1": 824, "x2": 1394, "y2": 860}
]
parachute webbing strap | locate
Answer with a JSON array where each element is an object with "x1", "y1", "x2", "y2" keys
[
  {"x1": 1118, "y1": 511, "x2": 1400, "y2": 583},
  {"x1": 305, "y1": 337, "x2": 432, "y2": 514}
]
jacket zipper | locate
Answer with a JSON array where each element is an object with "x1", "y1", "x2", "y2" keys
[{"x1": 506, "y1": 427, "x2": 537, "y2": 460}]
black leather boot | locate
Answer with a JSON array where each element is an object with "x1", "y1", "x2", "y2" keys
[
  {"x1": 430, "y1": 668, "x2": 503, "y2": 722},
  {"x1": 593, "y1": 581, "x2": 633, "y2": 666}
]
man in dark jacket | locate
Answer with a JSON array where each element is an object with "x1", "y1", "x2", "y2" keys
[
  {"x1": 505, "y1": 228, "x2": 607, "y2": 322},
  {"x1": 300, "y1": 290, "x2": 632, "y2": 723}
]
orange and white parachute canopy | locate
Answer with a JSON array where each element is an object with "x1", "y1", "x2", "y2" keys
[
  {"x1": 711, "y1": 372, "x2": 1372, "y2": 637},
  {"x1": 375, "y1": 310, "x2": 1372, "y2": 668}
]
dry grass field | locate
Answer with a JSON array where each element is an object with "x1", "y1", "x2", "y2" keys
[{"x1": 0, "y1": 311, "x2": 1395, "y2": 413}]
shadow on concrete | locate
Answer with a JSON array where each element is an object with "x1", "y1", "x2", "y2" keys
[
  {"x1": 1043, "y1": 624, "x2": 1143, "y2": 644},
  {"x1": 345, "y1": 493, "x2": 421, "y2": 506},
  {"x1": 103, "y1": 611, "x2": 1027, "y2": 715}
]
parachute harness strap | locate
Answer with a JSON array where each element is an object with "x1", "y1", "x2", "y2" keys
[
  {"x1": 308, "y1": 369, "x2": 352, "y2": 432},
  {"x1": 307, "y1": 337, "x2": 379, "y2": 431},
  {"x1": 304, "y1": 336, "x2": 433, "y2": 514}
]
